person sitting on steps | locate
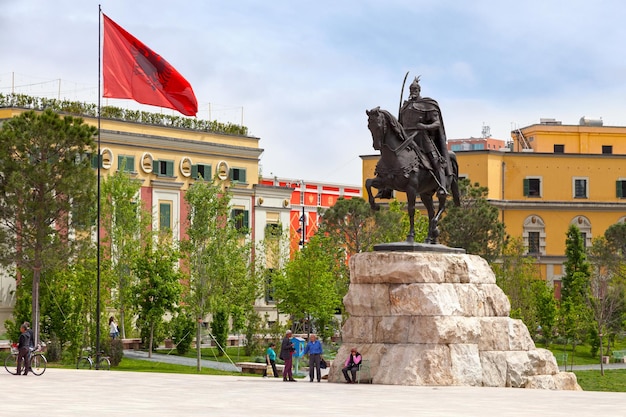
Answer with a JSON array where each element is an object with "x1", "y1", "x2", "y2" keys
[{"x1": 342, "y1": 347, "x2": 362, "y2": 384}]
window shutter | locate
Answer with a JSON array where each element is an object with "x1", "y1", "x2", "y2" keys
[
  {"x1": 91, "y1": 154, "x2": 101, "y2": 168},
  {"x1": 523, "y1": 179, "x2": 529, "y2": 196},
  {"x1": 159, "y1": 203, "x2": 171, "y2": 230},
  {"x1": 240, "y1": 169, "x2": 246, "y2": 183},
  {"x1": 617, "y1": 181, "x2": 623, "y2": 198},
  {"x1": 191, "y1": 165, "x2": 198, "y2": 179},
  {"x1": 243, "y1": 210, "x2": 249, "y2": 229},
  {"x1": 166, "y1": 161, "x2": 174, "y2": 177}
]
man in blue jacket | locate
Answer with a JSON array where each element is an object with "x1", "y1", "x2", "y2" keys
[{"x1": 303, "y1": 333, "x2": 323, "y2": 382}]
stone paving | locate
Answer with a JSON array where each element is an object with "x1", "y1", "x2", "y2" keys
[{"x1": 0, "y1": 360, "x2": 625, "y2": 416}]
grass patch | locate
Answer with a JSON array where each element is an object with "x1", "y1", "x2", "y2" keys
[
  {"x1": 174, "y1": 346, "x2": 259, "y2": 364},
  {"x1": 112, "y1": 357, "x2": 244, "y2": 376},
  {"x1": 44, "y1": 356, "x2": 245, "y2": 376},
  {"x1": 574, "y1": 369, "x2": 626, "y2": 392}
]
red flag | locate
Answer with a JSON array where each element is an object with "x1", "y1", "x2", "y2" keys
[{"x1": 103, "y1": 14, "x2": 198, "y2": 116}]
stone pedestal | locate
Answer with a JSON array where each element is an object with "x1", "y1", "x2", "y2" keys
[{"x1": 328, "y1": 251, "x2": 581, "y2": 390}]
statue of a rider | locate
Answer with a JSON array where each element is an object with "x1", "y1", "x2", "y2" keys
[{"x1": 399, "y1": 76, "x2": 451, "y2": 196}]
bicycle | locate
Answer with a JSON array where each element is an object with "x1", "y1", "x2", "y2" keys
[
  {"x1": 76, "y1": 348, "x2": 111, "y2": 370},
  {"x1": 4, "y1": 343, "x2": 47, "y2": 376}
]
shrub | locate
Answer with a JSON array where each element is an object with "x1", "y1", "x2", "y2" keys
[
  {"x1": 171, "y1": 313, "x2": 195, "y2": 355},
  {"x1": 108, "y1": 338, "x2": 124, "y2": 366}
]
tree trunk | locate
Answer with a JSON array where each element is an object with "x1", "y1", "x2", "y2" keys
[
  {"x1": 32, "y1": 267, "x2": 41, "y2": 346},
  {"x1": 196, "y1": 320, "x2": 202, "y2": 372},
  {"x1": 599, "y1": 331, "x2": 605, "y2": 376},
  {"x1": 148, "y1": 322, "x2": 154, "y2": 358}
]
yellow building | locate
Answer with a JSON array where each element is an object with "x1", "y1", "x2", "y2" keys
[{"x1": 362, "y1": 118, "x2": 626, "y2": 293}]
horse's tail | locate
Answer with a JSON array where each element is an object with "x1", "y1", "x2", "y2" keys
[{"x1": 449, "y1": 152, "x2": 461, "y2": 206}]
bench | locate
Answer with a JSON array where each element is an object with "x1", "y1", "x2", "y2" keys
[
  {"x1": 611, "y1": 350, "x2": 626, "y2": 363},
  {"x1": 121, "y1": 338, "x2": 142, "y2": 350},
  {"x1": 236, "y1": 361, "x2": 284, "y2": 376}
]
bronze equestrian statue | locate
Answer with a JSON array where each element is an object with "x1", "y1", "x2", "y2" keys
[{"x1": 365, "y1": 77, "x2": 460, "y2": 244}]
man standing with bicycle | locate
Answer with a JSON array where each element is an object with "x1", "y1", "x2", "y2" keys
[{"x1": 16, "y1": 323, "x2": 31, "y2": 375}]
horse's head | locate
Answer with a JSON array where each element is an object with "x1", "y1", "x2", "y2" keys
[{"x1": 366, "y1": 106, "x2": 384, "y2": 150}]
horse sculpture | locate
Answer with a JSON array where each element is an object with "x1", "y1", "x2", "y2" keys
[{"x1": 365, "y1": 106, "x2": 460, "y2": 244}]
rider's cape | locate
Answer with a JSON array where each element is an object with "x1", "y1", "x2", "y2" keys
[{"x1": 400, "y1": 97, "x2": 451, "y2": 175}]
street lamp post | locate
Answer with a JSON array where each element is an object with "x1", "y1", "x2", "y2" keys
[{"x1": 299, "y1": 206, "x2": 306, "y2": 247}]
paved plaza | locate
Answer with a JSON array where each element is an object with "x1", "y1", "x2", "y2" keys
[{"x1": 0, "y1": 366, "x2": 624, "y2": 416}]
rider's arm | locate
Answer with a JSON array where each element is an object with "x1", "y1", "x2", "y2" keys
[{"x1": 415, "y1": 110, "x2": 441, "y2": 131}]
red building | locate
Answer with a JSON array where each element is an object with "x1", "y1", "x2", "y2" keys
[
  {"x1": 447, "y1": 137, "x2": 508, "y2": 152},
  {"x1": 259, "y1": 177, "x2": 361, "y2": 250}
]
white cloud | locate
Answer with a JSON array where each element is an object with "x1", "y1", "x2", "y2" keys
[{"x1": 3, "y1": 0, "x2": 626, "y2": 185}]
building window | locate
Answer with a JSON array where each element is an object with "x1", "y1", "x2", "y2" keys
[
  {"x1": 571, "y1": 216, "x2": 592, "y2": 248},
  {"x1": 229, "y1": 168, "x2": 247, "y2": 183},
  {"x1": 451, "y1": 144, "x2": 462, "y2": 151},
  {"x1": 528, "y1": 232, "x2": 540, "y2": 254},
  {"x1": 231, "y1": 208, "x2": 249, "y2": 232},
  {"x1": 523, "y1": 178, "x2": 542, "y2": 197},
  {"x1": 89, "y1": 153, "x2": 101, "y2": 169},
  {"x1": 192, "y1": 163, "x2": 212, "y2": 180},
  {"x1": 616, "y1": 180, "x2": 626, "y2": 198},
  {"x1": 523, "y1": 215, "x2": 546, "y2": 255},
  {"x1": 159, "y1": 202, "x2": 172, "y2": 232},
  {"x1": 265, "y1": 270, "x2": 275, "y2": 303},
  {"x1": 573, "y1": 178, "x2": 588, "y2": 198},
  {"x1": 154, "y1": 160, "x2": 174, "y2": 177},
  {"x1": 117, "y1": 155, "x2": 135, "y2": 173},
  {"x1": 554, "y1": 144, "x2": 564, "y2": 153},
  {"x1": 602, "y1": 145, "x2": 613, "y2": 154},
  {"x1": 265, "y1": 222, "x2": 282, "y2": 238}
]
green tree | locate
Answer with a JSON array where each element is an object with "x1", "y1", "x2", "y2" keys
[
  {"x1": 131, "y1": 235, "x2": 182, "y2": 357},
  {"x1": 604, "y1": 222, "x2": 626, "y2": 257},
  {"x1": 40, "y1": 263, "x2": 93, "y2": 362},
  {"x1": 101, "y1": 167, "x2": 150, "y2": 338},
  {"x1": 170, "y1": 312, "x2": 196, "y2": 355},
  {"x1": 533, "y1": 279, "x2": 557, "y2": 346},
  {"x1": 274, "y1": 234, "x2": 343, "y2": 339},
  {"x1": 558, "y1": 225, "x2": 592, "y2": 363},
  {"x1": 254, "y1": 221, "x2": 291, "y2": 330},
  {"x1": 439, "y1": 180, "x2": 506, "y2": 262},
  {"x1": 587, "y1": 235, "x2": 626, "y2": 374},
  {"x1": 493, "y1": 237, "x2": 556, "y2": 342},
  {"x1": 181, "y1": 180, "x2": 257, "y2": 362},
  {"x1": 0, "y1": 109, "x2": 97, "y2": 344},
  {"x1": 374, "y1": 199, "x2": 428, "y2": 245},
  {"x1": 318, "y1": 197, "x2": 425, "y2": 254}
]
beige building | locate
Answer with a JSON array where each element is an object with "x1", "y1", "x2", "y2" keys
[{"x1": 0, "y1": 105, "x2": 291, "y2": 329}]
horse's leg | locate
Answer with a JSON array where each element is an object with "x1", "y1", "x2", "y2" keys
[
  {"x1": 405, "y1": 189, "x2": 416, "y2": 243},
  {"x1": 365, "y1": 178, "x2": 381, "y2": 211},
  {"x1": 420, "y1": 192, "x2": 435, "y2": 244},
  {"x1": 429, "y1": 193, "x2": 448, "y2": 244}
]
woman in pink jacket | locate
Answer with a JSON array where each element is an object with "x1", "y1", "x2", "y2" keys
[{"x1": 342, "y1": 347, "x2": 362, "y2": 383}]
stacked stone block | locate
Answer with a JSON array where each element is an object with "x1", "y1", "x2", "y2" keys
[{"x1": 328, "y1": 251, "x2": 580, "y2": 390}]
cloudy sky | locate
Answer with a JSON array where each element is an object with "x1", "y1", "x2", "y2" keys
[{"x1": 2, "y1": 0, "x2": 626, "y2": 185}]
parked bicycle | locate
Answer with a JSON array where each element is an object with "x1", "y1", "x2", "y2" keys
[
  {"x1": 76, "y1": 348, "x2": 110, "y2": 370},
  {"x1": 4, "y1": 343, "x2": 47, "y2": 376}
]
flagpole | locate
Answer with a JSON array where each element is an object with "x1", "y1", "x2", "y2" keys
[{"x1": 96, "y1": 4, "x2": 102, "y2": 368}]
